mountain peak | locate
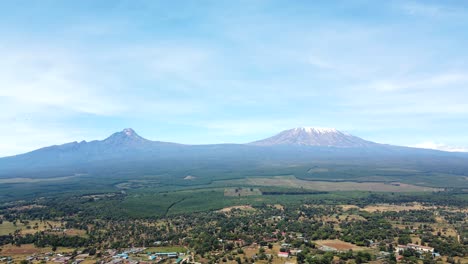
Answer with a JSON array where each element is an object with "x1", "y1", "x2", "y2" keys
[
  {"x1": 122, "y1": 128, "x2": 136, "y2": 136},
  {"x1": 104, "y1": 128, "x2": 147, "y2": 144},
  {"x1": 250, "y1": 127, "x2": 376, "y2": 147},
  {"x1": 295, "y1": 127, "x2": 339, "y2": 134}
]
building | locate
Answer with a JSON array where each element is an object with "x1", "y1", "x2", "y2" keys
[
  {"x1": 407, "y1": 244, "x2": 434, "y2": 253},
  {"x1": 396, "y1": 244, "x2": 434, "y2": 254},
  {"x1": 278, "y1": 252, "x2": 289, "y2": 258},
  {"x1": 289, "y1": 249, "x2": 302, "y2": 256},
  {"x1": 154, "y1": 252, "x2": 178, "y2": 258},
  {"x1": 396, "y1": 245, "x2": 408, "y2": 253}
]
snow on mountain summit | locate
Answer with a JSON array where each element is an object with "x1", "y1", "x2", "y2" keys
[
  {"x1": 296, "y1": 127, "x2": 339, "y2": 134},
  {"x1": 249, "y1": 127, "x2": 377, "y2": 147}
]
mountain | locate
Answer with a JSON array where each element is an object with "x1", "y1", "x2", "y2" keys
[
  {"x1": 0, "y1": 128, "x2": 185, "y2": 174},
  {"x1": 249, "y1": 127, "x2": 378, "y2": 147},
  {"x1": 1, "y1": 127, "x2": 467, "y2": 180}
]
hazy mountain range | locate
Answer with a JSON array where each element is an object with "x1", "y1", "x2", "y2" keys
[{"x1": 0, "y1": 127, "x2": 467, "y2": 179}]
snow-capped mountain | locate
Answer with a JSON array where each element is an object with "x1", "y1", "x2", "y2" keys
[
  {"x1": 2, "y1": 127, "x2": 467, "y2": 179},
  {"x1": 249, "y1": 127, "x2": 378, "y2": 147}
]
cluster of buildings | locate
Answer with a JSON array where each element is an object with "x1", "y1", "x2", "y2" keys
[
  {"x1": 396, "y1": 243, "x2": 434, "y2": 254},
  {"x1": 107, "y1": 248, "x2": 186, "y2": 264},
  {"x1": 277, "y1": 242, "x2": 302, "y2": 258},
  {"x1": 395, "y1": 243, "x2": 440, "y2": 260}
]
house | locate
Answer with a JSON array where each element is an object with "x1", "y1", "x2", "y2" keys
[
  {"x1": 289, "y1": 249, "x2": 302, "y2": 256},
  {"x1": 154, "y1": 252, "x2": 178, "y2": 258},
  {"x1": 407, "y1": 244, "x2": 434, "y2": 253},
  {"x1": 106, "y1": 259, "x2": 123, "y2": 264},
  {"x1": 278, "y1": 252, "x2": 289, "y2": 258},
  {"x1": 281, "y1": 243, "x2": 291, "y2": 248},
  {"x1": 396, "y1": 245, "x2": 407, "y2": 253},
  {"x1": 52, "y1": 256, "x2": 71, "y2": 263},
  {"x1": 397, "y1": 244, "x2": 434, "y2": 254},
  {"x1": 113, "y1": 253, "x2": 129, "y2": 259}
]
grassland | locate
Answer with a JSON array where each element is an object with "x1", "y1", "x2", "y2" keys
[
  {"x1": 224, "y1": 187, "x2": 262, "y2": 197},
  {"x1": 144, "y1": 246, "x2": 187, "y2": 253},
  {"x1": 314, "y1": 240, "x2": 367, "y2": 251},
  {"x1": 0, "y1": 220, "x2": 63, "y2": 236},
  {"x1": 244, "y1": 175, "x2": 440, "y2": 192}
]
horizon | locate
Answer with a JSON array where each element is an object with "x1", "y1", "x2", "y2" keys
[{"x1": 1, "y1": 1, "x2": 468, "y2": 156}]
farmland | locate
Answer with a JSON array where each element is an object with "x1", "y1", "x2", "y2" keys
[{"x1": 0, "y1": 155, "x2": 467, "y2": 263}]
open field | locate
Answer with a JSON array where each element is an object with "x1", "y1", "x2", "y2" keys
[
  {"x1": 218, "y1": 205, "x2": 256, "y2": 213},
  {"x1": 1, "y1": 244, "x2": 42, "y2": 255},
  {"x1": 0, "y1": 221, "x2": 20, "y2": 235},
  {"x1": 0, "y1": 175, "x2": 77, "y2": 184},
  {"x1": 0, "y1": 244, "x2": 75, "y2": 255},
  {"x1": 315, "y1": 240, "x2": 366, "y2": 251},
  {"x1": 361, "y1": 203, "x2": 436, "y2": 212},
  {"x1": 224, "y1": 187, "x2": 262, "y2": 197},
  {"x1": 0, "y1": 220, "x2": 62, "y2": 236},
  {"x1": 145, "y1": 246, "x2": 187, "y2": 253},
  {"x1": 245, "y1": 176, "x2": 440, "y2": 192}
]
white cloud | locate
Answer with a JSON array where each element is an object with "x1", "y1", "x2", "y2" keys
[
  {"x1": 399, "y1": 1, "x2": 464, "y2": 18},
  {"x1": 369, "y1": 72, "x2": 468, "y2": 92},
  {"x1": 0, "y1": 47, "x2": 124, "y2": 116},
  {"x1": 412, "y1": 142, "x2": 468, "y2": 152},
  {"x1": 401, "y1": 2, "x2": 445, "y2": 17}
]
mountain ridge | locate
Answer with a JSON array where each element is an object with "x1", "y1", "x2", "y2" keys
[
  {"x1": 1, "y1": 127, "x2": 467, "y2": 179},
  {"x1": 0, "y1": 127, "x2": 460, "y2": 159}
]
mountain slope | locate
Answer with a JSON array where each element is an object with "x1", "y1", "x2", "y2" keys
[
  {"x1": 249, "y1": 127, "x2": 378, "y2": 147},
  {"x1": 0, "y1": 128, "x2": 185, "y2": 173}
]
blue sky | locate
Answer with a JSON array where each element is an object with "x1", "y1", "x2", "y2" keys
[{"x1": 1, "y1": 0, "x2": 468, "y2": 156}]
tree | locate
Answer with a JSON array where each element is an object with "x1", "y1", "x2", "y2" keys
[
  {"x1": 398, "y1": 235, "x2": 412, "y2": 245},
  {"x1": 296, "y1": 252, "x2": 305, "y2": 263}
]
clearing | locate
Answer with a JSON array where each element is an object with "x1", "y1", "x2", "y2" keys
[
  {"x1": 315, "y1": 240, "x2": 366, "y2": 251},
  {"x1": 224, "y1": 187, "x2": 262, "y2": 197},
  {"x1": 218, "y1": 205, "x2": 256, "y2": 213},
  {"x1": 362, "y1": 203, "x2": 436, "y2": 212},
  {"x1": 246, "y1": 176, "x2": 439, "y2": 192}
]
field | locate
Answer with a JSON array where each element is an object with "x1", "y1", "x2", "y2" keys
[
  {"x1": 0, "y1": 244, "x2": 76, "y2": 263},
  {"x1": 360, "y1": 203, "x2": 436, "y2": 212},
  {"x1": 145, "y1": 246, "x2": 187, "y2": 253},
  {"x1": 244, "y1": 176, "x2": 440, "y2": 192},
  {"x1": 0, "y1": 175, "x2": 77, "y2": 184},
  {"x1": 1, "y1": 156, "x2": 468, "y2": 204},
  {"x1": 224, "y1": 187, "x2": 262, "y2": 197},
  {"x1": 315, "y1": 240, "x2": 366, "y2": 251},
  {"x1": 0, "y1": 220, "x2": 62, "y2": 236},
  {"x1": 218, "y1": 205, "x2": 256, "y2": 213}
]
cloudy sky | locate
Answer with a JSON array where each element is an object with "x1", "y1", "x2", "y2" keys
[{"x1": 1, "y1": 0, "x2": 468, "y2": 156}]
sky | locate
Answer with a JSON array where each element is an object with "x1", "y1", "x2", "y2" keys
[{"x1": 1, "y1": 0, "x2": 468, "y2": 156}]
